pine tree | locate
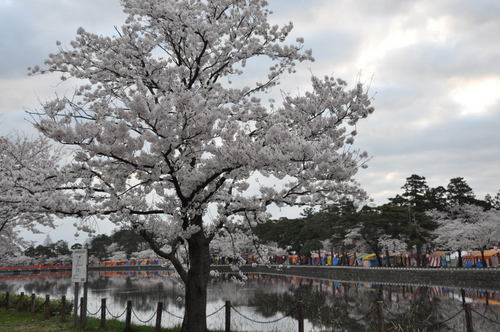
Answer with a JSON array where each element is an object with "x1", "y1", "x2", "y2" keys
[{"x1": 447, "y1": 177, "x2": 475, "y2": 205}]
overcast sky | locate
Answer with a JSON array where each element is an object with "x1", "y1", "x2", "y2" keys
[{"x1": 1, "y1": 0, "x2": 500, "y2": 244}]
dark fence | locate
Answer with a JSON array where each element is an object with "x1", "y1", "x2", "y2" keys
[
  {"x1": 0, "y1": 291, "x2": 71, "y2": 321},
  {"x1": 3, "y1": 291, "x2": 500, "y2": 331},
  {"x1": 80, "y1": 297, "x2": 296, "y2": 332}
]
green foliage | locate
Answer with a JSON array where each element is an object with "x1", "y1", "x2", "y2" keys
[
  {"x1": 86, "y1": 229, "x2": 148, "y2": 260},
  {"x1": 0, "y1": 307, "x2": 229, "y2": 332},
  {"x1": 255, "y1": 199, "x2": 359, "y2": 255},
  {"x1": 255, "y1": 213, "x2": 337, "y2": 255},
  {"x1": 24, "y1": 240, "x2": 71, "y2": 260},
  {"x1": 401, "y1": 174, "x2": 429, "y2": 210},
  {"x1": 485, "y1": 191, "x2": 500, "y2": 209},
  {"x1": 0, "y1": 292, "x2": 73, "y2": 316},
  {"x1": 425, "y1": 186, "x2": 448, "y2": 211},
  {"x1": 110, "y1": 229, "x2": 148, "y2": 257},
  {"x1": 88, "y1": 234, "x2": 112, "y2": 259},
  {"x1": 54, "y1": 240, "x2": 72, "y2": 256},
  {"x1": 255, "y1": 175, "x2": 495, "y2": 263},
  {"x1": 21, "y1": 228, "x2": 152, "y2": 261},
  {"x1": 447, "y1": 177, "x2": 475, "y2": 205},
  {"x1": 255, "y1": 218, "x2": 305, "y2": 252},
  {"x1": 300, "y1": 239, "x2": 323, "y2": 256},
  {"x1": 256, "y1": 199, "x2": 437, "y2": 263},
  {"x1": 389, "y1": 174, "x2": 446, "y2": 211},
  {"x1": 388, "y1": 174, "x2": 493, "y2": 212}
]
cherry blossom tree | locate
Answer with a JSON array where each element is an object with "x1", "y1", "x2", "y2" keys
[
  {"x1": 108, "y1": 250, "x2": 128, "y2": 262},
  {"x1": 5, "y1": 253, "x2": 33, "y2": 266},
  {"x1": 0, "y1": 223, "x2": 27, "y2": 263},
  {"x1": 30, "y1": 1, "x2": 373, "y2": 330},
  {"x1": 378, "y1": 235, "x2": 407, "y2": 267},
  {"x1": 0, "y1": 136, "x2": 63, "y2": 258},
  {"x1": 431, "y1": 204, "x2": 500, "y2": 267},
  {"x1": 130, "y1": 248, "x2": 157, "y2": 260},
  {"x1": 342, "y1": 227, "x2": 369, "y2": 265},
  {"x1": 211, "y1": 229, "x2": 285, "y2": 265}
]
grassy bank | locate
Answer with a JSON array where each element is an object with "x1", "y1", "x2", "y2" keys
[
  {"x1": 0, "y1": 292, "x2": 231, "y2": 332},
  {"x1": 0, "y1": 308, "x2": 230, "y2": 332}
]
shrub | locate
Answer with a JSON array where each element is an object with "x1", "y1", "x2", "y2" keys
[{"x1": 0, "y1": 291, "x2": 73, "y2": 316}]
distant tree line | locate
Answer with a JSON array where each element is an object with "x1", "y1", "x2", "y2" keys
[
  {"x1": 87, "y1": 229, "x2": 149, "y2": 260},
  {"x1": 255, "y1": 175, "x2": 500, "y2": 267},
  {"x1": 19, "y1": 229, "x2": 149, "y2": 265},
  {"x1": 18, "y1": 175, "x2": 500, "y2": 268},
  {"x1": 24, "y1": 238, "x2": 71, "y2": 261}
]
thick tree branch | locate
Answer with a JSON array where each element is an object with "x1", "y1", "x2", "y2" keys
[{"x1": 139, "y1": 229, "x2": 188, "y2": 283}]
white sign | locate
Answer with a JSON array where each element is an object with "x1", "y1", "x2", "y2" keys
[{"x1": 71, "y1": 249, "x2": 88, "y2": 283}]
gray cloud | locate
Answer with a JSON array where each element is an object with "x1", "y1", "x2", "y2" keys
[
  {"x1": 0, "y1": 0, "x2": 124, "y2": 77},
  {"x1": 1, "y1": 1, "x2": 500, "y2": 243},
  {"x1": 355, "y1": 105, "x2": 500, "y2": 202}
]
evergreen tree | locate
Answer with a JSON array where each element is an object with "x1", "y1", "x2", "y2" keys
[
  {"x1": 426, "y1": 186, "x2": 448, "y2": 211},
  {"x1": 54, "y1": 240, "x2": 71, "y2": 256},
  {"x1": 401, "y1": 174, "x2": 429, "y2": 211},
  {"x1": 89, "y1": 234, "x2": 112, "y2": 259},
  {"x1": 389, "y1": 174, "x2": 430, "y2": 212},
  {"x1": 485, "y1": 190, "x2": 500, "y2": 209},
  {"x1": 447, "y1": 177, "x2": 475, "y2": 205},
  {"x1": 388, "y1": 194, "x2": 407, "y2": 206}
]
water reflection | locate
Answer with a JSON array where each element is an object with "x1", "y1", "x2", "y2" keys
[
  {"x1": 246, "y1": 274, "x2": 500, "y2": 331},
  {"x1": 1, "y1": 271, "x2": 500, "y2": 331}
]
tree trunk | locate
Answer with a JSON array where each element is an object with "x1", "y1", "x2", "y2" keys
[
  {"x1": 416, "y1": 245, "x2": 422, "y2": 267},
  {"x1": 457, "y1": 249, "x2": 463, "y2": 267},
  {"x1": 480, "y1": 248, "x2": 486, "y2": 268},
  {"x1": 181, "y1": 232, "x2": 210, "y2": 332},
  {"x1": 385, "y1": 250, "x2": 391, "y2": 267}
]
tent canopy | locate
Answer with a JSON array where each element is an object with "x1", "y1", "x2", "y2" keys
[
  {"x1": 463, "y1": 249, "x2": 500, "y2": 259},
  {"x1": 430, "y1": 251, "x2": 451, "y2": 257}
]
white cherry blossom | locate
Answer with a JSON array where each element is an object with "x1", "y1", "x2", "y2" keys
[{"x1": 29, "y1": 1, "x2": 373, "y2": 330}]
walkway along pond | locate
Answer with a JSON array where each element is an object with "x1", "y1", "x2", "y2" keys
[{"x1": 213, "y1": 265, "x2": 500, "y2": 291}]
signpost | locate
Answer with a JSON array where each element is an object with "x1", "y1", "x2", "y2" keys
[{"x1": 72, "y1": 249, "x2": 88, "y2": 328}]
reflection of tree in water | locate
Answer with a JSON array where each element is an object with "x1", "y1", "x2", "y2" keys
[
  {"x1": 381, "y1": 286, "x2": 451, "y2": 331},
  {"x1": 88, "y1": 273, "x2": 185, "y2": 312},
  {"x1": 249, "y1": 277, "x2": 374, "y2": 331},
  {"x1": 246, "y1": 276, "x2": 500, "y2": 332},
  {"x1": 3, "y1": 272, "x2": 500, "y2": 330},
  {"x1": 0, "y1": 281, "x2": 17, "y2": 292},
  {"x1": 86, "y1": 275, "x2": 112, "y2": 291},
  {"x1": 207, "y1": 275, "x2": 275, "y2": 306},
  {"x1": 0, "y1": 276, "x2": 71, "y2": 297}
]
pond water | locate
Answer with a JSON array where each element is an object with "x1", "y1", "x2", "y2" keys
[{"x1": 1, "y1": 271, "x2": 500, "y2": 331}]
